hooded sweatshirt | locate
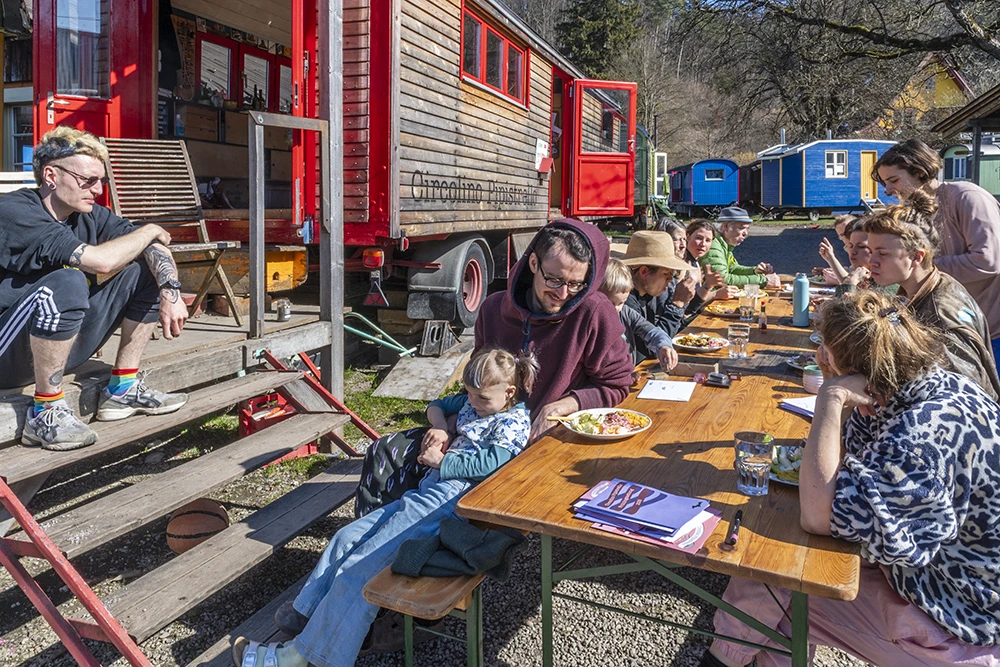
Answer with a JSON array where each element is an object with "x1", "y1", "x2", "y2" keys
[{"x1": 474, "y1": 219, "x2": 633, "y2": 412}]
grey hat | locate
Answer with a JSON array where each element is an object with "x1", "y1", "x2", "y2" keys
[{"x1": 716, "y1": 206, "x2": 752, "y2": 223}]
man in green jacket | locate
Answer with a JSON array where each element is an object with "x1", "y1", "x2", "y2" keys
[{"x1": 698, "y1": 206, "x2": 781, "y2": 288}]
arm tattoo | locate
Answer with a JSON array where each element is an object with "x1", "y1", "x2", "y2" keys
[
  {"x1": 143, "y1": 242, "x2": 181, "y2": 303},
  {"x1": 68, "y1": 244, "x2": 87, "y2": 268}
]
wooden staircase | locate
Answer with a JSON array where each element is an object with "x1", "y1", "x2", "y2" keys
[{"x1": 0, "y1": 363, "x2": 372, "y2": 664}]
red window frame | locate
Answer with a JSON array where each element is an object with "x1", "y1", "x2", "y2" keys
[
  {"x1": 196, "y1": 33, "x2": 293, "y2": 114},
  {"x1": 273, "y1": 56, "x2": 293, "y2": 114},
  {"x1": 460, "y1": 6, "x2": 529, "y2": 106},
  {"x1": 237, "y1": 42, "x2": 274, "y2": 110},
  {"x1": 196, "y1": 32, "x2": 237, "y2": 101}
]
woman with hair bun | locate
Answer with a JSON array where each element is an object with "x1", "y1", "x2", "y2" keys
[
  {"x1": 863, "y1": 191, "x2": 999, "y2": 400},
  {"x1": 702, "y1": 291, "x2": 1000, "y2": 667}
]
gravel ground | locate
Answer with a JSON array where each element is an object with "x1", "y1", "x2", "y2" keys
[{"x1": 1, "y1": 334, "x2": 869, "y2": 667}]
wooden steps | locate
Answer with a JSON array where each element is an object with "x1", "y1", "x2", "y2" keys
[
  {"x1": 0, "y1": 371, "x2": 303, "y2": 487},
  {"x1": 91, "y1": 457, "x2": 363, "y2": 643},
  {"x1": 185, "y1": 576, "x2": 308, "y2": 667},
  {"x1": 7, "y1": 412, "x2": 350, "y2": 560}
]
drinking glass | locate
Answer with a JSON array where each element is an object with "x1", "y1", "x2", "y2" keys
[
  {"x1": 727, "y1": 323, "x2": 750, "y2": 359},
  {"x1": 734, "y1": 431, "x2": 774, "y2": 496},
  {"x1": 738, "y1": 294, "x2": 754, "y2": 321}
]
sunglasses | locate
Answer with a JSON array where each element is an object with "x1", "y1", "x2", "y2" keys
[
  {"x1": 52, "y1": 164, "x2": 110, "y2": 189},
  {"x1": 538, "y1": 265, "x2": 587, "y2": 293}
]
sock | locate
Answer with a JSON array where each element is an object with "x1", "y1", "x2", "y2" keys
[
  {"x1": 34, "y1": 390, "x2": 67, "y2": 416},
  {"x1": 108, "y1": 368, "x2": 139, "y2": 396}
]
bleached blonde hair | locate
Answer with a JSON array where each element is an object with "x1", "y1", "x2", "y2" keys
[{"x1": 33, "y1": 127, "x2": 109, "y2": 185}]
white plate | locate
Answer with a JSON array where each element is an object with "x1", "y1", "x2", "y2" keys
[
  {"x1": 770, "y1": 444, "x2": 802, "y2": 486},
  {"x1": 702, "y1": 305, "x2": 742, "y2": 318},
  {"x1": 786, "y1": 353, "x2": 816, "y2": 371},
  {"x1": 809, "y1": 332, "x2": 823, "y2": 345},
  {"x1": 561, "y1": 408, "x2": 653, "y2": 441},
  {"x1": 672, "y1": 334, "x2": 730, "y2": 353}
]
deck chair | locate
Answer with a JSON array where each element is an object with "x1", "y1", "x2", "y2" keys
[
  {"x1": 100, "y1": 138, "x2": 243, "y2": 326},
  {"x1": 0, "y1": 171, "x2": 37, "y2": 194}
]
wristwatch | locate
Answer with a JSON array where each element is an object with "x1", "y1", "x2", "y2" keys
[{"x1": 159, "y1": 278, "x2": 183, "y2": 292}]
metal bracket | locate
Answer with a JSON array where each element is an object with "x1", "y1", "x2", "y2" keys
[{"x1": 419, "y1": 320, "x2": 459, "y2": 357}]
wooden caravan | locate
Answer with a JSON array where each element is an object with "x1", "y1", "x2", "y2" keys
[{"x1": 32, "y1": 0, "x2": 638, "y2": 327}]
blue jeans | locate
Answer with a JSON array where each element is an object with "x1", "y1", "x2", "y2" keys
[
  {"x1": 993, "y1": 337, "x2": 1000, "y2": 377},
  {"x1": 291, "y1": 469, "x2": 472, "y2": 667}
]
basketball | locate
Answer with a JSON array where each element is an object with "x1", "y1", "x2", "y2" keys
[{"x1": 165, "y1": 498, "x2": 230, "y2": 554}]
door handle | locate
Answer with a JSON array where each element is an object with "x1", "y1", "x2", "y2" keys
[{"x1": 46, "y1": 92, "x2": 70, "y2": 107}]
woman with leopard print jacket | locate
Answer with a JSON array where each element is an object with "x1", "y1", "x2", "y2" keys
[{"x1": 701, "y1": 291, "x2": 1000, "y2": 667}]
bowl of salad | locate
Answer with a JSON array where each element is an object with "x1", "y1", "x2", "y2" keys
[{"x1": 560, "y1": 408, "x2": 652, "y2": 441}]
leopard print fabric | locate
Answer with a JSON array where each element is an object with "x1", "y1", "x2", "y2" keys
[{"x1": 831, "y1": 368, "x2": 1000, "y2": 646}]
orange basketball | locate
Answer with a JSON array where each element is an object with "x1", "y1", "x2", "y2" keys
[{"x1": 166, "y1": 498, "x2": 229, "y2": 554}]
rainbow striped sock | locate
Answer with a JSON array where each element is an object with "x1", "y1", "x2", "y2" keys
[
  {"x1": 34, "y1": 390, "x2": 66, "y2": 416},
  {"x1": 108, "y1": 368, "x2": 139, "y2": 396}
]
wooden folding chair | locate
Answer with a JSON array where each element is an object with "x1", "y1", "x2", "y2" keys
[{"x1": 100, "y1": 138, "x2": 243, "y2": 326}]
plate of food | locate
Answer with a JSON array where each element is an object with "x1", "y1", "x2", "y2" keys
[
  {"x1": 673, "y1": 333, "x2": 730, "y2": 353},
  {"x1": 718, "y1": 289, "x2": 746, "y2": 300},
  {"x1": 809, "y1": 332, "x2": 823, "y2": 345},
  {"x1": 786, "y1": 352, "x2": 816, "y2": 371},
  {"x1": 808, "y1": 274, "x2": 827, "y2": 285},
  {"x1": 770, "y1": 443, "x2": 803, "y2": 486},
  {"x1": 702, "y1": 303, "x2": 742, "y2": 318},
  {"x1": 560, "y1": 408, "x2": 652, "y2": 441}
]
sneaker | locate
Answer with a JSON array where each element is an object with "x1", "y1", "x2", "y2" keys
[
  {"x1": 21, "y1": 405, "x2": 98, "y2": 451},
  {"x1": 274, "y1": 601, "x2": 309, "y2": 637},
  {"x1": 96, "y1": 371, "x2": 188, "y2": 421}
]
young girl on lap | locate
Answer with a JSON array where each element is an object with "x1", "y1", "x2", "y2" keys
[{"x1": 234, "y1": 347, "x2": 538, "y2": 667}]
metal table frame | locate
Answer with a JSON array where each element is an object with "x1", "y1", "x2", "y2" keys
[{"x1": 539, "y1": 537, "x2": 810, "y2": 667}]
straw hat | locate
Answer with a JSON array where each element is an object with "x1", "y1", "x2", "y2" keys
[{"x1": 610, "y1": 231, "x2": 690, "y2": 272}]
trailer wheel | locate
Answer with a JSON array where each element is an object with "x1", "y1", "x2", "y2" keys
[
  {"x1": 808, "y1": 210, "x2": 820, "y2": 222},
  {"x1": 456, "y1": 244, "x2": 487, "y2": 328}
]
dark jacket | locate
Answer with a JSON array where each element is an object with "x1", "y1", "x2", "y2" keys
[
  {"x1": 474, "y1": 219, "x2": 633, "y2": 411},
  {"x1": 907, "y1": 271, "x2": 1000, "y2": 401},
  {"x1": 619, "y1": 303, "x2": 673, "y2": 365}
]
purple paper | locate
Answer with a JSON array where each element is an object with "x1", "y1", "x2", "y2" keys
[{"x1": 579, "y1": 479, "x2": 709, "y2": 533}]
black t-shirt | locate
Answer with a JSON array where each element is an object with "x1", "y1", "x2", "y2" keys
[{"x1": 0, "y1": 188, "x2": 136, "y2": 312}]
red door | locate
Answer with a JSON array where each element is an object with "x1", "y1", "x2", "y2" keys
[
  {"x1": 567, "y1": 79, "x2": 637, "y2": 217},
  {"x1": 34, "y1": 0, "x2": 156, "y2": 141}
]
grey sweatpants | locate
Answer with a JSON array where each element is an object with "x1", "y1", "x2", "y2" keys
[{"x1": 0, "y1": 263, "x2": 160, "y2": 389}]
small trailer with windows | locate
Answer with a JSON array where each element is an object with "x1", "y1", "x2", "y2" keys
[
  {"x1": 940, "y1": 142, "x2": 1000, "y2": 200},
  {"x1": 33, "y1": 0, "x2": 638, "y2": 328},
  {"x1": 667, "y1": 159, "x2": 739, "y2": 217},
  {"x1": 752, "y1": 139, "x2": 897, "y2": 220}
]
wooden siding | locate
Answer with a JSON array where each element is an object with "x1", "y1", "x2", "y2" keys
[{"x1": 397, "y1": 0, "x2": 553, "y2": 233}]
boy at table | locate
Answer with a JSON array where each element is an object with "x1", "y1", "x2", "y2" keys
[{"x1": 699, "y1": 207, "x2": 781, "y2": 289}]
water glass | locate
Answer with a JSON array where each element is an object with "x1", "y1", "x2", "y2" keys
[
  {"x1": 738, "y1": 295, "x2": 755, "y2": 322},
  {"x1": 728, "y1": 323, "x2": 750, "y2": 358},
  {"x1": 734, "y1": 431, "x2": 775, "y2": 496}
]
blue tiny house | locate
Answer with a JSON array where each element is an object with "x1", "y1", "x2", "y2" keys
[
  {"x1": 756, "y1": 140, "x2": 897, "y2": 219},
  {"x1": 668, "y1": 159, "x2": 739, "y2": 217}
]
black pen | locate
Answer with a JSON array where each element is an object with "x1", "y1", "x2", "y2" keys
[{"x1": 726, "y1": 510, "x2": 743, "y2": 546}]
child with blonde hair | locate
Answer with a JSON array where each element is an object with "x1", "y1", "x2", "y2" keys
[
  {"x1": 601, "y1": 258, "x2": 676, "y2": 371},
  {"x1": 234, "y1": 347, "x2": 538, "y2": 667}
]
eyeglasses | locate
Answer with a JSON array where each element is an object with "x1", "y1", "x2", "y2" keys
[
  {"x1": 538, "y1": 265, "x2": 588, "y2": 293},
  {"x1": 52, "y1": 164, "x2": 109, "y2": 189}
]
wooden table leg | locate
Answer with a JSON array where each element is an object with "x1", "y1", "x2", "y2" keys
[
  {"x1": 789, "y1": 591, "x2": 810, "y2": 666},
  {"x1": 541, "y1": 533, "x2": 554, "y2": 667}
]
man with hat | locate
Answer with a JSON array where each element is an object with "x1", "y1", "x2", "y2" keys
[
  {"x1": 619, "y1": 230, "x2": 694, "y2": 362},
  {"x1": 699, "y1": 206, "x2": 781, "y2": 288}
]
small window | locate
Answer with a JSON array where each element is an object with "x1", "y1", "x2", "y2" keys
[
  {"x1": 200, "y1": 39, "x2": 232, "y2": 99},
  {"x1": 278, "y1": 64, "x2": 293, "y2": 113},
  {"x1": 954, "y1": 157, "x2": 967, "y2": 180},
  {"x1": 825, "y1": 151, "x2": 847, "y2": 178},
  {"x1": 705, "y1": 169, "x2": 725, "y2": 181},
  {"x1": 460, "y1": 8, "x2": 527, "y2": 105},
  {"x1": 243, "y1": 53, "x2": 270, "y2": 108},
  {"x1": 654, "y1": 153, "x2": 668, "y2": 197}
]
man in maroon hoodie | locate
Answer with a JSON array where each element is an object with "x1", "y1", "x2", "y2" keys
[{"x1": 475, "y1": 218, "x2": 634, "y2": 442}]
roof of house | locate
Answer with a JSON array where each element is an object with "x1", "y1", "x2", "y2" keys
[
  {"x1": 758, "y1": 139, "x2": 897, "y2": 160},
  {"x1": 933, "y1": 81, "x2": 1000, "y2": 137}
]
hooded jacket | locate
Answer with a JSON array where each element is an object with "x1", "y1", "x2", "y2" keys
[{"x1": 474, "y1": 219, "x2": 633, "y2": 412}]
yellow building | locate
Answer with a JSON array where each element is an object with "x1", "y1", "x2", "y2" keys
[{"x1": 869, "y1": 54, "x2": 975, "y2": 136}]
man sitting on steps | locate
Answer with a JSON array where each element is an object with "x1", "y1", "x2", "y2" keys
[{"x1": 0, "y1": 127, "x2": 189, "y2": 451}]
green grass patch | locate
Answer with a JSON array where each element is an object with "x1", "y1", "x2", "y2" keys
[
  {"x1": 342, "y1": 367, "x2": 428, "y2": 443},
  {"x1": 267, "y1": 453, "x2": 330, "y2": 479}
]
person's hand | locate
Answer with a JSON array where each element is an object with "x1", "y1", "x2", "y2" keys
[
  {"x1": 657, "y1": 345, "x2": 678, "y2": 371},
  {"x1": 755, "y1": 262, "x2": 774, "y2": 275},
  {"x1": 819, "y1": 237, "x2": 835, "y2": 263},
  {"x1": 672, "y1": 274, "x2": 698, "y2": 307},
  {"x1": 702, "y1": 265, "x2": 725, "y2": 290},
  {"x1": 815, "y1": 343, "x2": 839, "y2": 378},
  {"x1": 822, "y1": 268, "x2": 840, "y2": 285},
  {"x1": 844, "y1": 265, "x2": 871, "y2": 287},
  {"x1": 819, "y1": 374, "x2": 878, "y2": 417},
  {"x1": 765, "y1": 273, "x2": 781, "y2": 288},
  {"x1": 717, "y1": 284, "x2": 742, "y2": 300},
  {"x1": 530, "y1": 396, "x2": 579, "y2": 444},
  {"x1": 145, "y1": 224, "x2": 172, "y2": 247},
  {"x1": 421, "y1": 427, "x2": 451, "y2": 453},
  {"x1": 158, "y1": 293, "x2": 188, "y2": 339},
  {"x1": 417, "y1": 446, "x2": 445, "y2": 469}
]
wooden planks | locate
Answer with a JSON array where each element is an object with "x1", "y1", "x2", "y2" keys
[
  {"x1": 363, "y1": 565, "x2": 481, "y2": 620},
  {"x1": 0, "y1": 371, "x2": 303, "y2": 486},
  {"x1": 458, "y1": 293, "x2": 861, "y2": 601},
  {"x1": 12, "y1": 412, "x2": 349, "y2": 560},
  {"x1": 93, "y1": 457, "x2": 362, "y2": 642}
]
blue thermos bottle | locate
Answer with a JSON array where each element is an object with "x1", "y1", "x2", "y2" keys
[{"x1": 792, "y1": 273, "x2": 810, "y2": 327}]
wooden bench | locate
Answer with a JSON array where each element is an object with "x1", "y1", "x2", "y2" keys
[
  {"x1": 363, "y1": 565, "x2": 486, "y2": 667},
  {"x1": 0, "y1": 171, "x2": 36, "y2": 194},
  {"x1": 99, "y1": 138, "x2": 243, "y2": 326}
]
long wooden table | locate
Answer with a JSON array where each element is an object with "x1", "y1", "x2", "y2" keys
[{"x1": 457, "y1": 294, "x2": 860, "y2": 666}]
